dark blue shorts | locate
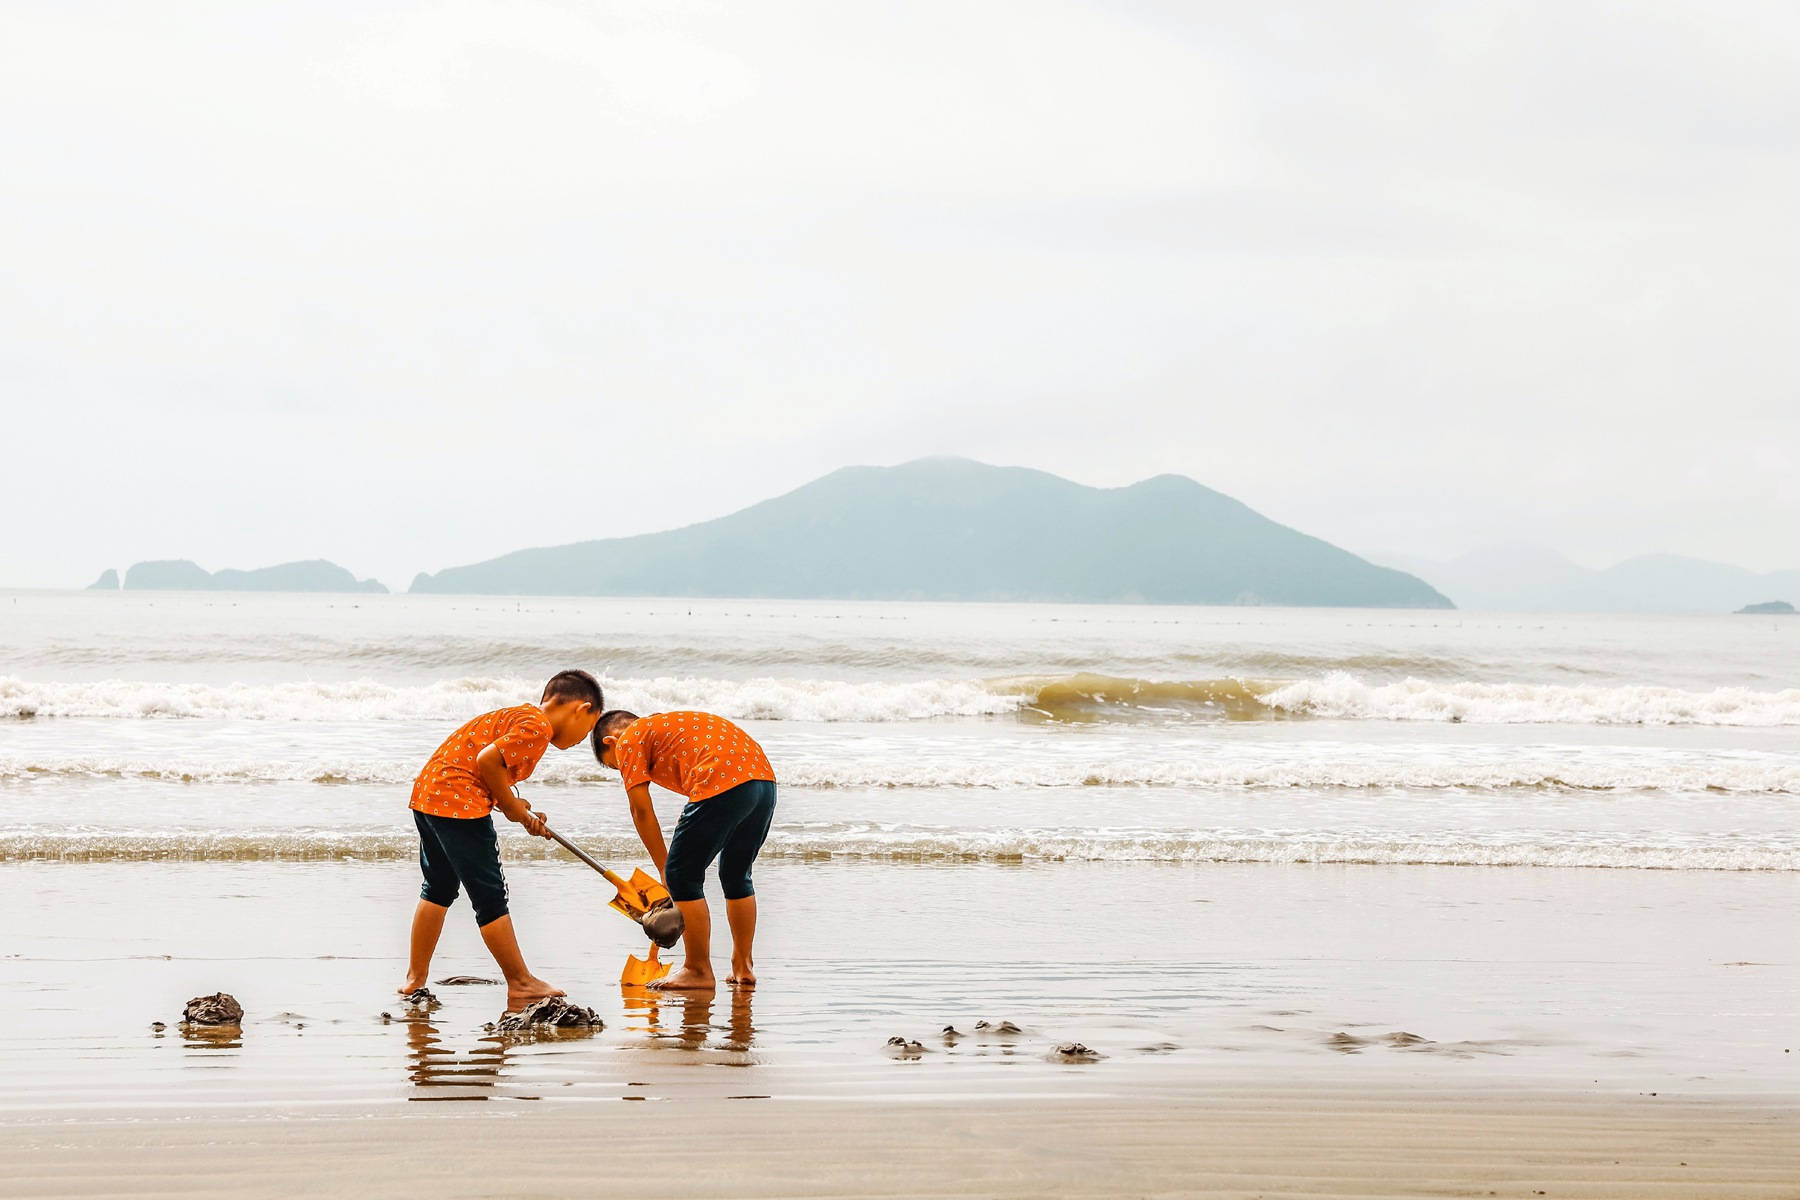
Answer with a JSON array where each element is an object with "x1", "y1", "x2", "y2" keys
[
  {"x1": 663, "y1": 778, "x2": 777, "y2": 903},
  {"x1": 414, "y1": 810, "x2": 510, "y2": 926}
]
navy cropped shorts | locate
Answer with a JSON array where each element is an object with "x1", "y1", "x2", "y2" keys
[
  {"x1": 414, "y1": 810, "x2": 511, "y2": 927},
  {"x1": 663, "y1": 778, "x2": 777, "y2": 903}
]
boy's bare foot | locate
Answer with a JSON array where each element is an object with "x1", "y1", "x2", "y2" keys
[
  {"x1": 648, "y1": 966, "x2": 716, "y2": 991},
  {"x1": 397, "y1": 973, "x2": 428, "y2": 996},
  {"x1": 727, "y1": 964, "x2": 756, "y2": 987},
  {"x1": 504, "y1": 977, "x2": 565, "y2": 1011}
]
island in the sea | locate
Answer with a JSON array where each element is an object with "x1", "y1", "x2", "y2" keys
[
  {"x1": 1735, "y1": 600, "x2": 1795, "y2": 615},
  {"x1": 409, "y1": 457, "x2": 1451, "y2": 608},
  {"x1": 90, "y1": 560, "x2": 388, "y2": 594}
]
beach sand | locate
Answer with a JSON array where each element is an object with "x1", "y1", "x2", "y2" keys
[
  {"x1": 4, "y1": 1096, "x2": 1797, "y2": 1198},
  {"x1": 3, "y1": 857, "x2": 1796, "y2": 1195}
]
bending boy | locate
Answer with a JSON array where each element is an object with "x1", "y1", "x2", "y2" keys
[
  {"x1": 400, "y1": 670, "x2": 603, "y2": 1010},
  {"x1": 591, "y1": 710, "x2": 777, "y2": 990}
]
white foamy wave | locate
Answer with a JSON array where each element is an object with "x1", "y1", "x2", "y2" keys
[
  {"x1": 6, "y1": 753, "x2": 1798, "y2": 793},
  {"x1": 2, "y1": 826, "x2": 1794, "y2": 871},
  {"x1": 1261, "y1": 673, "x2": 1800, "y2": 726},
  {"x1": 10, "y1": 671, "x2": 1800, "y2": 727},
  {"x1": 0, "y1": 675, "x2": 1022, "y2": 724}
]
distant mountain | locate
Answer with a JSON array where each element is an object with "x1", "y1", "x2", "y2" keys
[
  {"x1": 411, "y1": 458, "x2": 1451, "y2": 608},
  {"x1": 87, "y1": 568, "x2": 119, "y2": 590},
  {"x1": 1737, "y1": 600, "x2": 1795, "y2": 615},
  {"x1": 120, "y1": 559, "x2": 387, "y2": 594},
  {"x1": 1371, "y1": 545, "x2": 1800, "y2": 613}
]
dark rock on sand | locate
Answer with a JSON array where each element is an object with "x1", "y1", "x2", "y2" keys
[
  {"x1": 149, "y1": 1021, "x2": 166, "y2": 1032},
  {"x1": 496, "y1": 997, "x2": 602, "y2": 1031},
  {"x1": 1386, "y1": 1031, "x2": 1430, "y2": 1046},
  {"x1": 941, "y1": 1025, "x2": 964, "y2": 1041},
  {"x1": 1048, "y1": 1042, "x2": 1103, "y2": 1062},
  {"x1": 401, "y1": 988, "x2": 440, "y2": 1009},
  {"x1": 435, "y1": 976, "x2": 501, "y2": 986},
  {"x1": 182, "y1": 993, "x2": 244, "y2": 1026},
  {"x1": 886, "y1": 1037, "x2": 925, "y2": 1057}
]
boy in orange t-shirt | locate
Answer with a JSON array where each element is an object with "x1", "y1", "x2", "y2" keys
[
  {"x1": 590, "y1": 709, "x2": 776, "y2": 991},
  {"x1": 400, "y1": 670, "x2": 603, "y2": 1011}
]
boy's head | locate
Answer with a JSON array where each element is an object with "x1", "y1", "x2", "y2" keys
[
  {"x1": 589, "y1": 709, "x2": 641, "y2": 770},
  {"x1": 540, "y1": 670, "x2": 604, "y2": 748}
]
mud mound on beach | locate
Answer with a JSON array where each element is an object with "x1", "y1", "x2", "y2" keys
[
  {"x1": 182, "y1": 993, "x2": 243, "y2": 1026},
  {"x1": 497, "y1": 998, "x2": 602, "y2": 1032}
]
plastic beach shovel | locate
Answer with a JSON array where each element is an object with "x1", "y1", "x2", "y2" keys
[{"x1": 542, "y1": 825, "x2": 679, "y2": 987}]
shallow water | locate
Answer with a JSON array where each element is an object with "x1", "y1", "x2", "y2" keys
[{"x1": 1, "y1": 859, "x2": 1794, "y2": 1109}]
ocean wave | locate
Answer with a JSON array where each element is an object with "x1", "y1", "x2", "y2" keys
[
  {"x1": 0, "y1": 675, "x2": 1020, "y2": 724},
  {"x1": 6, "y1": 753, "x2": 1797, "y2": 793},
  {"x1": 3, "y1": 827, "x2": 1793, "y2": 871},
  {"x1": 6, "y1": 671, "x2": 1800, "y2": 727},
  {"x1": 1260, "y1": 673, "x2": 1800, "y2": 726}
]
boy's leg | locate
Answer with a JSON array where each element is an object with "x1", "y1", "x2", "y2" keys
[
  {"x1": 402, "y1": 899, "x2": 450, "y2": 995},
  {"x1": 658, "y1": 897, "x2": 716, "y2": 990},
  {"x1": 429, "y1": 813, "x2": 562, "y2": 1009},
  {"x1": 717, "y1": 781, "x2": 776, "y2": 987},
  {"x1": 724, "y1": 896, "x2": 757, "y2": 986},
  {"x1": 477, "y1": 915, "x2": 563, "y2": 1009},
  {"x1": 652, "y1": 799, "x2": 731, "y2": 990},
  {"x1": 401, "y1": 810, "x2": 461, "y2": 994}
]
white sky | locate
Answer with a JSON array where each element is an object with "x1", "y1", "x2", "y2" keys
[{"x1": 3, "y1": 0, "x2": 1797, "y2": 589}]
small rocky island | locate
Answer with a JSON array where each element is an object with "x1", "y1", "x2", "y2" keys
[
  {"x1": 89, "y1": 559, "x2": 387, "y2": 594},
  {"x1": 1734, "y1": 600, "x2": 1795, "y2": 614}
]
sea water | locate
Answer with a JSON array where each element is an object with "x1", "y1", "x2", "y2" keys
[{"x1": 1, "y1": 592, "x2": 1796, "y2": 1107}]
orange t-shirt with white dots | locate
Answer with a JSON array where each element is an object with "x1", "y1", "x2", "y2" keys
[
  {"x1": 612, "y1": 711, "x2": 774, "y2": 802},
  {"x1": 410, "y1": 704, "x2": 554, "y2": 819}
]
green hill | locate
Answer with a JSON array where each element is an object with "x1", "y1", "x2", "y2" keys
[
  {"x1": 410, "y1": 458, "x2": 1450, "y2": 608},
  {"x1": 121, "y1": 559, "x2": 387, "y2": 593}
]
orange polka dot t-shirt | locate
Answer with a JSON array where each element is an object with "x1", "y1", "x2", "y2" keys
[
  {"x1": 410, "y1": 704, "x2": 554, "y2": 819},
  {"x1": 612, "y1": 711, "x2": 774, "y2": 802}
]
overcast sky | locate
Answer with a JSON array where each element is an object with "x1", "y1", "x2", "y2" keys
[{"x1": 3, "y1": 0, "x2": 1797, "y2": 589}]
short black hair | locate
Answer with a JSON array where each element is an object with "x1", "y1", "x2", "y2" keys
[
  {"x1": 590, "y1": 709, "x2": 640, "y2": 761},
  {"x1": 541, "y1": 669, "x2": 603, "y2": 711}
]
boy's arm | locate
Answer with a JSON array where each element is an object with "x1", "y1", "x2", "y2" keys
[
  {"x1": 478, "y1": 743, "x2": 549, "y2": 838},
  {"x1": 625, "y1": 783, "x2": 668, "y2": 876}
]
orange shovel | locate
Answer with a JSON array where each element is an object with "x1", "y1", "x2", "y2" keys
[{"x1": 543, "y1": 826, "x2": 683, "y2": 987}]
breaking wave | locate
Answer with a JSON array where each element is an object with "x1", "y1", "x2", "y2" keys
[
  {"x1": 1259, "y1": 673, "x2": 1800, "y2": 726},
  {"x1": 0, "y1": 675, "x2": 1019, "y2": 724},
  {"x1": 6, "y1": 753, "x2": 1799, "y2": 793},
  {"x1": 3, "y1": 827, "x2": 1793, "y2": 871},
  {"x1": 5, "y1": 671, "x2": 1800, "y2": 726}
]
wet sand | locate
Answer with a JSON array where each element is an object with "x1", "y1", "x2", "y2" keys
[
  {"x1": 3, "y1": 856, "x2": 1796, "y2": 1194},
  {"x1": 4, "y1": 1096, "x2": 1797, "y2": 1198}
]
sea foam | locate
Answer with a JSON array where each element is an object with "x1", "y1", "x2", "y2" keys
[
  {"x1": 1260, "y1": 672, "x2": 1800, "y2": 726},
  {"x1": 6, "y1": 751, "x2": 1797, "y2": 793},
  {"x1": 6, "y1": 671, "x2": 1800, "y2": 726},
  {"x1": 3, "y1": 826, "x2": 1793, "y2": 871}
]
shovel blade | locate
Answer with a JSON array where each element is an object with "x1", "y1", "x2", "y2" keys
[
  {"x1": 607, "y1": 868, "x2": 674, "y2": 922},
  {"x1": 621, "y1": 951, "x2": 670, "y2": 988},
  {"x1": 629, "y1": 868, "x2": 672, "y2": 909}
]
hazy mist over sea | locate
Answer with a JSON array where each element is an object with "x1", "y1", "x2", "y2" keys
[{"x1": 3, "y1": 3, "x2": 1798, "y2": 590}]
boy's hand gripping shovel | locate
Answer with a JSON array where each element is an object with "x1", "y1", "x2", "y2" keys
[{"x1": 542, "y1": 825, "x2": 683, "y2": 987}]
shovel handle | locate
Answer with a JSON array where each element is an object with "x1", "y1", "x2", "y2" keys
[{"x1": 542, "y1": 825, "x2": 632, "y2": 892}]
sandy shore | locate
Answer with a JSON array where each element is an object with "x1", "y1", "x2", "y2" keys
[{"x1": 4, "y1": 1095, "x2": 1797, "y2": 1199}]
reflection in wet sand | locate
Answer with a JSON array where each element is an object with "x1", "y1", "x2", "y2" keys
[
  {"x1": 180, "y1": 1024, "x2": 243, "y2": 1053},
  {"x1": 619, "y1": 988, "x2": 757, "y2": 1063},
  {"x1": 404, "y1": 1014, "x2": 508, "y2": 1101}
]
